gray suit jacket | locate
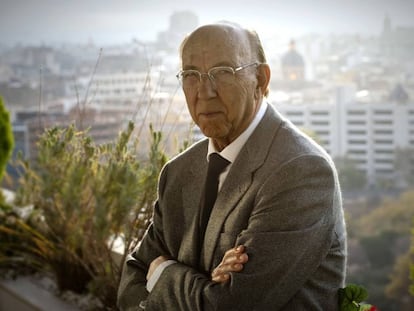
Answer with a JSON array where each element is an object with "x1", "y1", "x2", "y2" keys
[{"x1": 117, "y1": 105, "x2": 347, "y2": 310}]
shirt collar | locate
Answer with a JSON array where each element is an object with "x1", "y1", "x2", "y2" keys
[{"x1": 207, "y1": 101, "x2": 267, "y2": 162}]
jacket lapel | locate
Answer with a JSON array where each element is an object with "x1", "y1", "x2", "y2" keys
[
  {"x1": 177, "y1": 143, "x2": 208, "y2": 267},
  {"x1": 201, "y1": 105, "x2": 283, "y2": 271}
]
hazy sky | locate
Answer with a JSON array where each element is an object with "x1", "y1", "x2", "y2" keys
[{"x1": 1, "y1": 0, "x2": 413, "y2": 46}]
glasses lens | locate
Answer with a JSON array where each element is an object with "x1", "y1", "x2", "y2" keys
[
  {"x1": 179, "y1": 70, "x2": 200, "y2": 87},
  {"x1": 209, "y1": 67, "x2": 234, "y2": 84}
]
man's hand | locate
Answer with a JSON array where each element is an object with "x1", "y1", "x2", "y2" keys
[
  {"x1": 211, "y1": 245, "x2": 249, "y2": 283},
  {"x1": 147, "y1": 255, "x2": 170, "y2": 280}
]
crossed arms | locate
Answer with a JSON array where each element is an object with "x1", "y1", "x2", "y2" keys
[{"x1": 117, "y1": 155, "x2": 344, "y2": 310}]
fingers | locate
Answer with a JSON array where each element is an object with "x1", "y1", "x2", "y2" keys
[
  {"x1": 221, "y1": 245, "x2": 248, "y2": 267},
  {"x1": 211, "y1": 245, "x2": 248, "y2": 283},
  {"x1": 228, "y1": 245, "x2": 246, "y2": 258},
  {"x1": 212, "y1": 272, "x2": 230, "y2": 283}
]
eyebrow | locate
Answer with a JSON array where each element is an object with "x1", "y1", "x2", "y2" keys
[
  {"x1": 182, "y1": 65, "x2": 198, "y2": 70},
  {"x1": 182, "y1": 61, "x2": 235, "y2": 71}
]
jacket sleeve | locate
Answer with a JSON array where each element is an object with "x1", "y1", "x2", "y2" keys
[
  {"x1": 117, "y1": 164, "x2": 172, "y2": 310},
  {"x1": 119, "y1": 154, "x2": 343, "y2": 311},
  {"x1": 228, "y1": 154, "x2": 342, "y2": 310}
]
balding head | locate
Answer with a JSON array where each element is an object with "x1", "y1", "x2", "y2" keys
[
  {"x1": 181, "y1": 22, "x2": 266, "y2": 62},
  {"x1": 179, "y1": 22, "x2": 269, "y2": 96}
]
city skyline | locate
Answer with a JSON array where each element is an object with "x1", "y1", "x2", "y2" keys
[{"x1": 1, "y1": 0, "x2": 414, "y2": 46}]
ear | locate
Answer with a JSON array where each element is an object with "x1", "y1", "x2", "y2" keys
[{"x1": 256, "y1": 64, "x2": 271, "y2": 97}]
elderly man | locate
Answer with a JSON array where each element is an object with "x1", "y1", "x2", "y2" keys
[{"x1": 118, "y1": 21, "x2": 347, "y2": 310}]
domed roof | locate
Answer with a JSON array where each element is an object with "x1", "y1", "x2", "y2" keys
[{"x1": 282, "y1": 40, "x2": 305, "y2": 67}]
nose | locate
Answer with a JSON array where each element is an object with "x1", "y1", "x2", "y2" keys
[{"x1": 197, "y1": 74, "x2": 217, "y2": 99}]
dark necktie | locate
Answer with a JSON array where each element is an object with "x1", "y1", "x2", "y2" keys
[{"x1": 199, "y1": 153, "x2": 231, "y2": 246}]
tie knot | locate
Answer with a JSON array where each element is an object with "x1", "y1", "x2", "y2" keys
[{"x1": 208, "y1": 153, "x2": 231, "y2": 176}]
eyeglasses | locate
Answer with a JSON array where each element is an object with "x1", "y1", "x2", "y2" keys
[{"x1": 176, "y1": 62, "x2": 258, "y2": 89}]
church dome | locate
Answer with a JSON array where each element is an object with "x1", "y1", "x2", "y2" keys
[
  {"x1": 281, "y1": 40, "x2": 305, "y2": 83},
  {"x1": 282, "y1": 40, "x2": 305, "y2": 67}
]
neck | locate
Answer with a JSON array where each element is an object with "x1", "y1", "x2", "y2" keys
[
  {"x1": 212, "y1": 100, "x2": 263, "y2": 152},
  {"x1": 212, "y1": 138, "x2": 230, "y2": 152}
]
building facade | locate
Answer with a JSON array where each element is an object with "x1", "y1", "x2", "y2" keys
[{"x1": 273, "y1": 94, "x2": 414, "y2": 188}]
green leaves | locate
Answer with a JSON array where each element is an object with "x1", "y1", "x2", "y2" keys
[
  {"x1": 3, "y1": 121, "x2": 168, "y2": 308},
  {"x1": 0, "y1": 96, "x2": 14, "y2": 181},
  {"x1": 338, "y1": 284, "x2": 372, "y2": 311}
]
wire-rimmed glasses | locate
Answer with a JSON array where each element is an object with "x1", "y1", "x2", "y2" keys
[{"x1": 176, "y1": 62, "x2": 258, "y2": 89}]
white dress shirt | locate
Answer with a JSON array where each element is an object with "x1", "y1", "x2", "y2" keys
[{"x1": 208, "y1": 101, "x2": 267, "y2": 189}]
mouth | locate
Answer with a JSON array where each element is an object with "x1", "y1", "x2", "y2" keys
[{"x1": 199, "y1": 111, "x2": 223, "y2": 119}]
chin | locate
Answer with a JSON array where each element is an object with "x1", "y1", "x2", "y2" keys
[
  {"x1": 200, "y1": 122, "x2": 230, "y2": 139},
  {"x1": 201, "y1": 128, "x2": 220, "y2": 139}
]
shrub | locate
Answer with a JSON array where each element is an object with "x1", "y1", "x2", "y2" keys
[
  {"x1": 1, "y1": 121, "x2": 166, "y2": 309},
  {"x1": 0, "y1": 96, "x2": 14, "y2": 182},
  {"x1": 0, "y1": 96, "x2": 16, "y2": 267}
]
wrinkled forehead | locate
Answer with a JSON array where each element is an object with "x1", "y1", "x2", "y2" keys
[{"x1": 181, "y1": 24, "x2": 251, "y2": 67}]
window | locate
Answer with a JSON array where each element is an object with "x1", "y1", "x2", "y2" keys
[
  {"x1": 375, "y1": 149, "x2": 393, "y2": 154},
  {"x1": 376, "y1": 169, "x2": 393, "y2": 174},
  {"x1": 374, "y1": 139, "x2": 393, "y2": 144},
  {"x1": 286, "y1": 111, "x2": 303, "y2": 116},
  {"x1": 348, "y1": 120, "x2": 366, "y2": 125},
  {"x1": 348, "y1": 110, "x2": 366, "y2": 115},
  {"x1": 348, "y1": 130, "x2": 367, "y2": 135},
  {"x1": 349, "y1": 150, "x2": 367, "y2": 155},
  {"x1": 311, "y1": 111, "x2": 329, "y2": 116},
  {"x1": 374, "y1": 120, "x2": 393, "y2": 125},
  {"x1": 374, "y1": 130, "x2": 393, "y2": 135},
  {"x1": 374, "y1": 110, "x2": 392, "y2": 115},
  {"x1": 348, "y1": 140, "x2": 366, "y2": 145},
  {"x1": 375, "y1": 159, "x2": 393, "y2": 164},
  {"x1": 311, "y1": 121, "x2": 329, "y2": 126},
  {"x1": 350, "y1": 158, "x2": 367, "y2": 164}
]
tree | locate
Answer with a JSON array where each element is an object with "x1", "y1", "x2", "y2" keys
[
  {"x1": 386, "y1": 251, "x2": 414, "y2": 311},
  {"x1": 0, "y1": 96, "x2": 14, "y2": 208},
  {"x1": 334, "y1": 155, "x2": 367, "y2": 193},
  {"x1": 0, "y1": 96, "x2": 14, "y2": 182},
  {"x1": 394, "y1": 147, "x2": 414, "y2": 188},
  {"x1": 356, "y1": 190, "x2": 414, "y2": 237},
  {"x1": 347, "y1": 189, "x2": 414, "y2": 310}
]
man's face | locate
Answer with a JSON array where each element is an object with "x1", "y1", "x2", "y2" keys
[{"x1": 181, "y1": 25, "x2": 260, "y2": 149}]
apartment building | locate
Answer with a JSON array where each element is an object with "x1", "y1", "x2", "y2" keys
[{"x1": 273, "y1": 93, "x2": 414, "y2": 187}]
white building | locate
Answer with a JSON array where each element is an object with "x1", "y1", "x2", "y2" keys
[
  {"x1": 273, "y1": 88, "x2": 414, "y2": 187},
  {"x1": 79, "y1": 71, "x2": 160, "y2": 104}
]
